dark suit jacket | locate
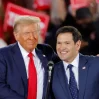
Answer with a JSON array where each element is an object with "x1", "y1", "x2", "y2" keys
[
  {"x1": 52, "y1": 54, "x2": 99, "y2": 99},
  {"x1": 0, "y1": 42, "x2": 59, "y2": 99}
]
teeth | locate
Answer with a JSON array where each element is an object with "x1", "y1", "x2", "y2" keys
[{"x1": 61, "y1": 52, "x2": 67, "y2": 54}]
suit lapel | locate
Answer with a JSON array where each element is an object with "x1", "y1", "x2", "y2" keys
[
  {"x1": 35, "y1": 48, "x2": 48, "y2": 99},
  {"x1": 11, "y1": 43, "x2": 50, "y2": 98},
  {"x1": 79, "y1": 54, "x2": 89, "y2": 99},
  {"x1": 11, "y1": 43, "x2": 27, "y2": 93},
  {"x1": 57, "y1": 62, "x2": 72, "y2": 99}
]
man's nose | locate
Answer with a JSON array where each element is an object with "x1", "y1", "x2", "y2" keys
[
  {"x1": 29, "y1": 33, "x2": 34, "y2": 39},
  {"x1": 60, "y1": 44, "x2": 66, "y2": 49}
]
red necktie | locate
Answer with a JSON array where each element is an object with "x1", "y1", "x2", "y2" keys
[{"x1": 27, "y1": 52, "x2": 37, "y2": 99}]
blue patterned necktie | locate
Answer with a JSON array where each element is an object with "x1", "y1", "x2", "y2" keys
[{"x1": 68, "y1": 64, "x2": 78, "y2": 99}]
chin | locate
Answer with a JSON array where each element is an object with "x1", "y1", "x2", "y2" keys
[{"x1": 60, "y1": 57, "x2": 66, "y2": 61}]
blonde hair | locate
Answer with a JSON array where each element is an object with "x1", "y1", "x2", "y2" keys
[{"x1": 13, "y1": 15, "x2": 41, "y2": 32}]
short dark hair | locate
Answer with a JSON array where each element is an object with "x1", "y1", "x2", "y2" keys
[{"x1": 56, "y1": 26, "x2": 82, "y2": 43}]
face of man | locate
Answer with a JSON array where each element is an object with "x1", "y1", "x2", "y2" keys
[
  {"x1": 14, "y1": 23, "x2": 39, "y2": 52},
  {"x1": 56, "y1": 32, "x2": 81, "y2": 63}
]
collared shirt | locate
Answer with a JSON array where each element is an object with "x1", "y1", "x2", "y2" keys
[
  {"x1": 18, "y1": 42, "x2": 44, "y2": 99},
  {"x1": 63, "y1": 54, "x2": 79, "y2": 89}
]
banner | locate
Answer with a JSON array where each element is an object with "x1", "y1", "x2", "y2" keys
[
  {"x1": 70, "y1": 0, "x2": 89, "y2": 10},
  {"x1": 3, "y1": 3, "x2": 50, "y2": 43},
  {"x1": 96, "y1": 0, "x2": 99, "y2": 3},
  {"x1": 33, "y1": 0, "x2": 51, "y2": 10},
  {"x1": 0, "y1": 22, "x2": 3, "y2": 38}
]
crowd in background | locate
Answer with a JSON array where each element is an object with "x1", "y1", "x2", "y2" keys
[{"x1": 0, "y1": 0, "x2": 99, "y2": 55}]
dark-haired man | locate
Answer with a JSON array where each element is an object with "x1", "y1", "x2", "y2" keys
[{"x1": 52, "y1": 26, "x2": 99, "y2": 99}]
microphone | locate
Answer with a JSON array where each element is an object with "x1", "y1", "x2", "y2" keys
[
  {"x1": 48, "y1": 61, "x2": 54, "y2": 83},
  {"x1": 45, "y1": 61, "x2": 54, "y2": 99}
]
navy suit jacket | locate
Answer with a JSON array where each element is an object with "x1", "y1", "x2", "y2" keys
[
  {"x1": 0, "y1": 42, "x2": 59, "y2": 99},
  {"x1": 52, "y1": 54, "x2": 99, "y2": 99}
]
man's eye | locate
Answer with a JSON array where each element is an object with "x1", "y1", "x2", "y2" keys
[
  {"x1": 57, "y1": 42, "x2": 61, "y2": 44},
  {"x1": 23, "y1": 32, "x2": 29, "y2": 35}
]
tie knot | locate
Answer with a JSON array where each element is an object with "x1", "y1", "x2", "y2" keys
[
  {"x1": 67, "y1": 64, "x2": 73, "y2": 69},
  {"x1": 28, "y1": 52, "x2": 33, "y2": 58}
]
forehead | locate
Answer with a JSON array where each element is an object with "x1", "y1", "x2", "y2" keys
[
  {"x1": 17, "y1": 23, "x2": 39, "y2": 30},
  {"x1": 57, "y1": 32, "x2": 73, "y2": 41},
  {"x1": 20, "y1": 23, "x2": 38, "y2": 27}
]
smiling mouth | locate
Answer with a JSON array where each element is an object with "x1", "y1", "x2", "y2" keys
[
  {"x1": 60, "y1": 51, "x2": 68, "y2": 54},
  {"x1": 27, "y1": 41, "x2": 34, "y2": 43}
]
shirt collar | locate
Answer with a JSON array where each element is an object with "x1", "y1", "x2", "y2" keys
[
  {"x1": 18, "y1": 42, "x2": 36, "y2": 58},
  {"x1": 63, "y1": 53, "x2": 79, "y2": 69}
]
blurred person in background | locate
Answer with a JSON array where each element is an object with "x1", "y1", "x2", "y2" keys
[
  {"x1": 45, "y1": 0, "x2": 76, "y2": 52},
  {"x1": 74, "y1": 7, "x2": 97, "y2": 55},
  {"x1": 88, "y1": 0, "x2": 99, "y2": 55}
]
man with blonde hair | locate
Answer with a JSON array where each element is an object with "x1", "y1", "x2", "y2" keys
[{"x1": 0, "y1": 15, "x2": 59, "y2": 99}]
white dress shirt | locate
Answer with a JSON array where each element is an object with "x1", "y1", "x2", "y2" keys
[
  {"x1": 18, "y1": 42, "x2": 44, "y2": 99},
  {"x1": 63, "y1": 54, "x2": 79, "y2": 89}
]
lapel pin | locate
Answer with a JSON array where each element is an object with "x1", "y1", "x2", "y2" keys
[
  {"x1": 43, "y1": 55, "x2": 46, "y2": 57},
  {"x1": 82, "y1": 66, "x2": 86, "y2": 70}
]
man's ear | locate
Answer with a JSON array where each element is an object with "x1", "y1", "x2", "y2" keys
[{"x1": 76, "y1": 40, "x2": 81, "y2": 51}]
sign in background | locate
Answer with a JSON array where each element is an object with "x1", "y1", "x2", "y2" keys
[
  {"x1": 33, "y1": 0, "x2": 51, "y2": 10},
  {"x1": 3, "y1": 3, "x2": 50, "y2": 43},
  {"x1": 70, "y1": 0, "x2": 89, "y2": 10},
  {"x1": 96, "y1": 0, "x2": 99, "y2": 3}
]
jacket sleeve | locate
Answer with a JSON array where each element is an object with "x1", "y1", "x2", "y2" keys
[
  {"x1": 0, "y1": 53, "x2": 25, "y2": 99},
  {"x1": 37, "y1": 44, "x2": 60, "y2": 64}
]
